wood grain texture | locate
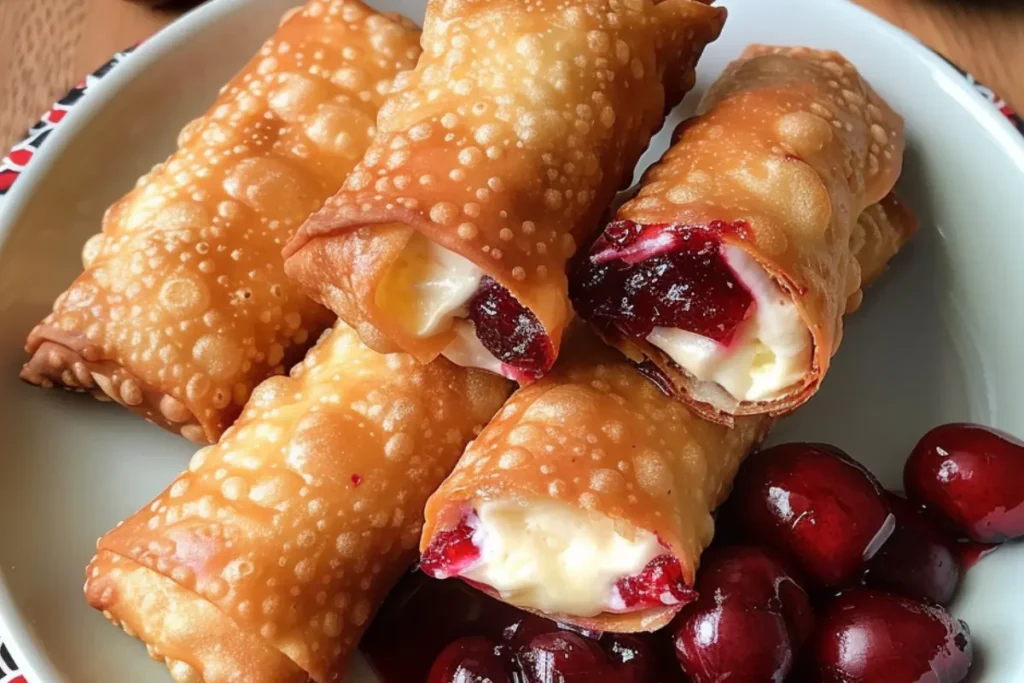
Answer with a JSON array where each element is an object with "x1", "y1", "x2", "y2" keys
[
  {"x1": 856, "y1": 0, "x2": 1023, "y2": 112},
  {"x1": 0, "y1": 0, "x2": 1020, "y2": 155},
  {"x1": 0, "y1": 0, "x2": 85, "y2": 153},
  {"x1": 0, "y1": 0, "x2": 172, "y2": 153}
]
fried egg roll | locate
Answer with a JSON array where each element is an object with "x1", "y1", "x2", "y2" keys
[
  {"x1": 22, "y1": 0, "x2": 422, "y2": 442},
  {"x1": 84, "y1": 322, "x2": 511, "y2": 683},
  {"x1": 283, "y1": 0, "x2": 727, "y2": 383},
  {"x1": 571, "y1": 46, "x2": 916, "y2": 425},
  {"x1": 419, "y1": 330, "x2": 770, "y2": 632}
]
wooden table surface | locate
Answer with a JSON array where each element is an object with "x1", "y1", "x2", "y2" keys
[{"x1": 0, "y1": 0, "x2": 1021, "y2": 153}]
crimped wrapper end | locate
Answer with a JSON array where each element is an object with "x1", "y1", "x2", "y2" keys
[
  {"x1": 85, "y1": 550, "x2": 308, "y2": 683},
  {"x1": 21, "y1": 335, "x2": 212, "y2": 442}
]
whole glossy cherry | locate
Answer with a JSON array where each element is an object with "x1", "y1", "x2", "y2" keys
[
  {"x1": 428, "y1": 636, "x2": 517, "y2": 683},
  {"x1": 728, "y1": 443, "x2": 894, "y2": 588},
  {"x1": 672, "y1": 545, "x2": 813, "y2": 683},
  {"x1": 503, "y1": 613, "x2": 560, "y2": 652},
  {"x1": 863, "y1": 492, "x2": 961, "y2": 605},
  {"x1": 601, "y1": 634, "x2": 652, "y2": 683},
  {"x1": 520, "y1": 631, "x2": 610, "y2": 683},
  {"x1": 905, "y1": 423, "x2": 1024, "y2": 543},
  {"x1": 809, "y1": 588, "x2": 972, "y2": 683}
]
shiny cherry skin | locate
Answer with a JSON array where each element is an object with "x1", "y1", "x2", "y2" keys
[
  {"x1": 520, "y1": 631, "x2": 610, "y2": 683},
  {"x1": 728, "y1": 443, "x2": 894, "y2": 588},
  {"x1": 364, "y1": 572, "x2": 690, "y2": 683},
  {"x1": 428, "y1": 637, "x2": 517, "y2": 683},
  {"x1": 905, "y1": 423, "x2": 1024, "y2": 543},
  {"x1": 672, "y1": 545, "x2": 813, "y2": 683},
  {"x1": 602, "y1": 634, "x2": 652, "y2": 683},
  {"x1": 809, "y1": 588, "x2": 972, "y2": 683},
  {"x1": 863, "y1": 492, "x2": 961, "y2": 605},
  {"x1": 503, "y1": 613, "x2": 561, "y2": 652}
]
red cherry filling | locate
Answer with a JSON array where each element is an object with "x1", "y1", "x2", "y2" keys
[
  {"x1": 421, "y1": 518, "x2": 481, "y2": 579},
  {"x1": 612, "y1": 555, "x2": 696, "y2": 611},
  {"x1": 423, "y1": 516, "x2": 692, "y2": 615},
  {"x1": 569, "y1": 220, "x2": 754, "y2": 344},
  {"x1": 466, "y1": 276, "x2": 555, "y2": 381},
  {"x1": 904, "y1": 422, "x2": 1024, "y2": 543}
]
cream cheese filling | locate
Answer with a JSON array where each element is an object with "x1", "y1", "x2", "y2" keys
[
  {"x1": 375, "y1": 232, "x2": 484, "y2": 337},
  {"x1": 646, "y1": 245, "x2": 811, "y2": 402},
  {"x1": 459, "y1": 500, "x2": 663, "y2": 617},
  {"x1": 375, "y1": 232, "x2": 507, "y2": 373},
  {"x1": 441, "y1": 320, "x2": 505, "y2": 376}
]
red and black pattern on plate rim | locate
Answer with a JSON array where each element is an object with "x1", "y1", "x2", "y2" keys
[
  {"x1": 939, "y1": 53, "x2": 1024, "y2": 137},
  {"x1": 0, "y1": 641, "x2": 27, "y2": 683},
  {"x1": 0, "y1": 41, "x2": 1021, "y2": 683},
  {"x1": 0, "y1": 46, "x2": 1020, "y2": 198},
  {"x1": 0, "y1": 47, "x2": 135, "y2": 197}
]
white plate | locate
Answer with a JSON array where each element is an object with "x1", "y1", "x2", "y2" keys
[{"x1": 1, "y1": 0, "x2": 1022, "y2": 680}]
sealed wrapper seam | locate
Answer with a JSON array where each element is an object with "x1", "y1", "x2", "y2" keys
[
  {"x1": 85, "y1": 322, "x2": 511, "y2": 682},
  {"x1": 22, "y1": 0, "x2": 423, "y2": 443},
  {"x1": 284, "y1": 0, "x2": 727, "y2": 373}
]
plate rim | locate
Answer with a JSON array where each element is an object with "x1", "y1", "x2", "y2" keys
[
  {"x1": 0, "y1": 0, "x2": 284, "y2": 255},
  {"x1": 1, "y1": 0, "x2": 1023, "y2": 680}
]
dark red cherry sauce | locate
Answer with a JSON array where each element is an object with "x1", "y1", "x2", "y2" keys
[
  {"x1": 467, "y1": 276, "x2": 554, "y2": 382},
  {"x1": 570, "y1": 220, "x2": 754, "y2": 345},
  {"x1": 419, "y1": 517, "x2": 479, "y2": 579}
]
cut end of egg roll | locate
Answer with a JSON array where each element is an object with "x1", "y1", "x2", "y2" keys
[
  {"x1": 86, "y1": 550, "x2": 308, "y2": 683},
  {"x1": 420, "y1": 329, "x2": 771, "y2": 632},
  {"x1": 571, "y1": 45, "x2": 912, "y2": 425},
  {"x1": 21, "y1": 0, "x2": 422, "y2": 442},
  {"x1": 84, "y1": 322, "x2": 511, "y2": 682},
  {"x1": 283, "y1": 0, "x2": 727, "y2": 383},
  {"x1": 575, "y1": 192, "x2": 918, "y2": 424}
]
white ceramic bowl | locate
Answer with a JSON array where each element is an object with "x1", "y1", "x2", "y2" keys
[{"x1": 0, "y1": 0, "x2": 1022, "y2": 681}]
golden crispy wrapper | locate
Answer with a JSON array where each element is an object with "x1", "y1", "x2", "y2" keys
[
  {"x1": 847, "y1": 192, "x2": 918, "y2": 298},
  {"x1": 580, "y1": 45, "x2": 915, "y2": 424},
  {"x1": 283, "y1": 0, "x2": 727, "y2": 370},
  {"x1": 22, "y1": 0, "x2": 422, "y2": 443},
  {"x1": 85, "y1": 323, "x2": 512, "y2": 682},
  {"x1": 421, "y1": 330, "x2": 770, "y2": 632}
]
